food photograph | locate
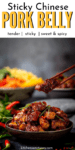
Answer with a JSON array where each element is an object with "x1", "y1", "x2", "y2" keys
[{"x1": 0, "y1": 38, "x2": 75, "y2": 150}]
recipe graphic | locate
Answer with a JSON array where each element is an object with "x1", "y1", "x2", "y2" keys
[{"x1": 0, "y1": 0, "x2": 75, "y2": 149}]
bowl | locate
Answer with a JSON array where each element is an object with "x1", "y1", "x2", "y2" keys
[
  {"x1": 48, "y1": 88, "x2": 75, "y2": 98},
  {"x1": 0, "y1": 86, "x2": 35, "y2": 101},
  {"x1": 6, "y1": 120, "x2": 73, "y2": 140}
]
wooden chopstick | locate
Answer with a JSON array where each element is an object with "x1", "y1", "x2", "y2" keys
[
  {"x1": 49, "y1": 74, "x2": 75, "y2": 91},
  {"x1": 35, "y1": 64, "x2": 75, "y2": 93},
  {"x1": 57, "y1": 74, "x2": 75, "y2": 87},
  {"x1": 50, "y1": 64, "x2": 75, "y2": 80}
]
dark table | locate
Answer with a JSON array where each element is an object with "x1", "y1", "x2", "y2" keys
[
  {"x1": 0, "y1": 129, "x2": 75, "y2": 150},
  {"x1": 0, "y1": 92, "x2": 75, "y2": 150}
]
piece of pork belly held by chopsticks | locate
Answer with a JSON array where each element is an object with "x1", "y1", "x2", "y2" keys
[{"x1": 35, "y1": 65, "x2": 75, "y2": 93}]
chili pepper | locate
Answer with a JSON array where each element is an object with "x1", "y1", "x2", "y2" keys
[
  {"x1": 71, "y1": 146, "x2": 74, "y2": 149},
  {"x1": 66, "y1": 147, "x2": 68, "y2": 149},
  {"x1": 16, "y1": 110, "x2": 20, "y2": 113},
  {"x1": 11, "y1": 108, "x2": 20, "y2": 115},
  {"x1": 6, "y1": 101, "x2": 20, "y2": 110},
  {"x1": 0, "y1": 79, "x2": 6, "y2": 87},
  {"x1": 0, "y1": 122, "x2": 6, "y2": 128},
  {"x1": 2, "y1": 139, "x2": 10, "y2": 150},
  {"x1": 0, "y1": 146, "x2": 1, "y2": 150}
]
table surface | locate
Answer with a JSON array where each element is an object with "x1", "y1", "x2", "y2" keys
[
  {"x1": 0, "y1": 94, "x2": 75, "y2": 150},
  {"x1": 0, "y1": 128, "x2": 75, "y2": 150}
]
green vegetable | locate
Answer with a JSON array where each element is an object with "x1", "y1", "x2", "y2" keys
[
  {"x1": 0, "y1": 134, "x2": 12, "y2": 139},
  {"x1": 41, "y1": 102, "x2": 45, "y2": 105},
  {"x1": 5, "y1": 94, "x2": 9, "y2": 103},
  {"x1": 0, "y1": 73, "x2": 4, "y2": 80},
  {"x1": 56, "y1": 115, "x2": 65, "y2": 122},
  {"x1": 0, "y1": 68, "x2": 11, "y2": 80},
  {"x1": 71, "y1": 148, "x2": 75, "y2": 150},
  {"x1": 0, "y1": 102, "x2": 4, "y2": 107},
  {"x1": 0, "y1": 106, "x2": 5, "y2": 113},
  {"x1": 65, "y1": 142, "x2": 75, "y2": 146},
  {"x1": 20, "y1": 103, "x2": 31, "y2": 110},
  {"x1": 0, "y1": 95, "x2": 12, "y2": 123},
  {"x1": 39, "y1": 105, "x2": 65, "y2": 122},
  {"x1": 64, "y1": 142, "x2": 75, "y2": 150},
  {"x1": 0, "y1": 102, "x2": 5, "y2": 113},
  {"x1": 0, "y1": 95, "x2": 15, "y2": 139},
  {"x1": 39, "y1": 105, "x2": 51, "y2": 117}
]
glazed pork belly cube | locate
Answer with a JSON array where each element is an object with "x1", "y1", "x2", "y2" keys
[
  {"x1": 38, "y1": 125, "x2": 44, "y2": 131},
  {"x1": 31, "y1": 101, "x2": 47, "y2": 111},
  {"x1": 19, "y1": 123, "x2": 26, "y2": 131},
  {"x1": 13, "y1": 111, "x2": 24, "y2": 122},
  {"x1": 27, "y1": 111, "x2": 41, "y2": 122},
  {"x1": 51, "y1": 120, "x2": 66, "y2": 130},
  {"x1": 19, "y1": 114, "x2": 28, "y2": 122},
  {"x1": 39, "y1": 116, "x2": 50, "y2": 130},
  {"x1": 50, "y1": 107, "x2": 60, "y2": 113},
  {"x1": 44, "y1": 111, "x2": 56, "y2": 120},
  {"x1": 8, "y1": 121, "x2": 18, "y2": 129},
  {"x1": 56, "y1": 110, "x2": 67, "y2": 118},
  {"x1": 25, "y1": 123, "x2": 38, "y2": 132}
]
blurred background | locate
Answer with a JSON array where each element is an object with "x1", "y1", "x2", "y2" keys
[{"x1": 0, "y1": 38, "x2": 75, "y2": 79}]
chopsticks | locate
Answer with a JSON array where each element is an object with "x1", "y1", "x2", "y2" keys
[
  {"x1": 58, "y1": 74, "x2": 75, "y2": 87},
  {"x1": 51, "y1": 64, "x2": 75, "y2": 87},
  {"x1": 35, "y1": 64, "x2": 75, "y2": 93},
  {"x1": 50, "y1": 64, "x2": 75, "y2": 80}
]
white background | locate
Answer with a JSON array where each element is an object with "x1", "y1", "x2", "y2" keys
[{"x1": 0, "y1": 0, "x2": 75, "y2": 38}]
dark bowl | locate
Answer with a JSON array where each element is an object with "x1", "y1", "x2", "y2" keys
[
  {"x1": 0, "y1": 86, "x2": 35, "y2": 101},
  {"x1": 48, "y1": 88, "x2": 75, "y2": 98},
  {"x1": 6, "y1": 120, "x2": 73, "y2": 140}
]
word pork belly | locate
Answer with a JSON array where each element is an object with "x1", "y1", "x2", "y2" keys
[
  {"x1": 2, "y1": 10, "x2": 73, "y2": 28},
  {"x1": 2, "y1": 12, "x2": 34, "y2": 28},
  {"x1": 37, "y1": 11, "x2": 73, "y2": 28}
]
